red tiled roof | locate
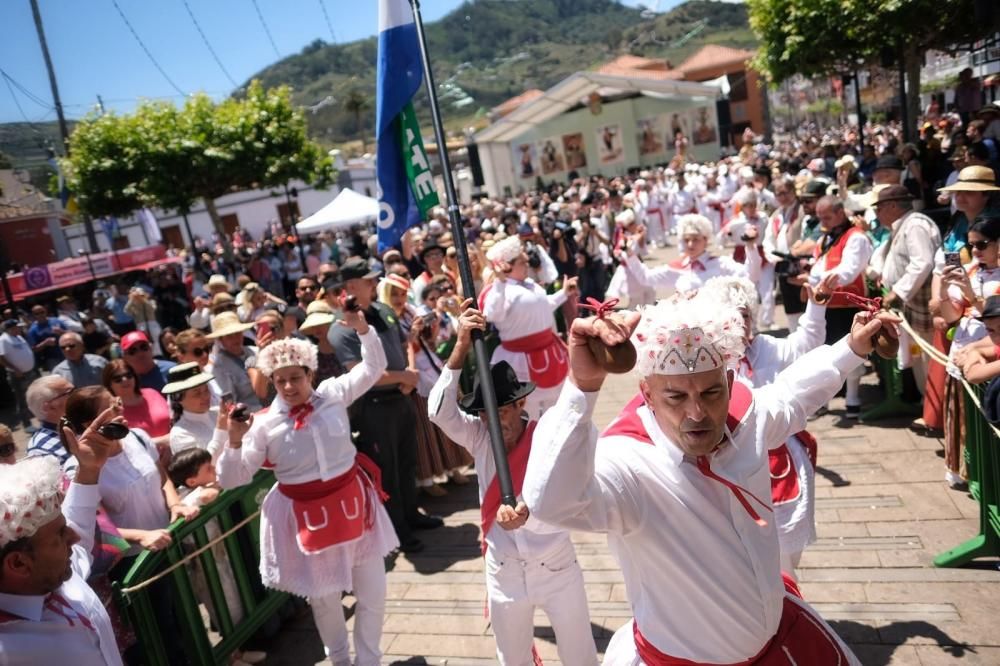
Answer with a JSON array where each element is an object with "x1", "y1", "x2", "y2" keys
[
  {"x1": 596, "y1": 55, "x2": 683, "y2": 80},
  {"x1": 492, "y1": 89, "x2": 544, "y2": 117},
  {"x1": 676, "y1": 45, "x2": 756, "y2": 74}
]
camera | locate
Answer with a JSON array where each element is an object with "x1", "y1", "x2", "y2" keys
[{"x1": 524, "y1": 242, "x2": 542, "y2": 269}]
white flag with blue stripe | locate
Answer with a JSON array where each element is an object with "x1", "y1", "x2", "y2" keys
[{"x1": 376, "y1": 0, "x2": 439, "y2": 252}]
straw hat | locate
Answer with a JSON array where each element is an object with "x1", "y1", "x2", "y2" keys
[
  {"x1": 207, "y1": 274, "x2": 230, "y2": 292},
  {"x1": 939, "y1": 165, "x2": 1000, "y2": 192},
  {"x1": 162, "y1": 362, "x2": 214, "y2": 395},
  {"x1": 299, "y1": 300, "x2": 336, "y2": 333},
  {"x1": 206, "y1": 311, "x2": 254, "y2": 339}
]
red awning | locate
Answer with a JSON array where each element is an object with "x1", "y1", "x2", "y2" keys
[{"x1": 0, "y1": 256, "x2": 182, "y2": 305}]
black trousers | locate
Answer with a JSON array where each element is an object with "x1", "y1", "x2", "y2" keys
[{"x1": 353, "y1": 390, "x2": 419, "y2": 542}]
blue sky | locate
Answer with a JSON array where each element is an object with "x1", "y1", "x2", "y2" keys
[{"x1": 0, "y1": 0, "x2": 663, "y2": 124}]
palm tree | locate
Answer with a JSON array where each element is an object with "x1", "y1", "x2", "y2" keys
[{"x1": 343, "y1": 89, "x2": 371, "y2": 137}]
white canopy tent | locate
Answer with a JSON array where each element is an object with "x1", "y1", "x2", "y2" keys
[{"x1": 295, "y1": 188, "x2": 380, "y2": 234}]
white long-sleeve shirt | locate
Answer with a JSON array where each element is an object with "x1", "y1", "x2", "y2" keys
[
  {"x1": 428, "y1": 366, "x2": 568, "y2": 561},
  {"x1": 624, "y1": 248, "x2": 761, "y2": 296},
  {"x1": 0, "y1": 483, "x2": 123, "y2": 666},
  {"x1": 169, "y1": 408, "x2": 227, "y2": 461},
  {"x1": 523, "y1": 340, "x2": 864, "y2": 663},
  {"x1": 809, "y1": 229, "x2": 873, "y2": 289},
  {"x1": 217, "y1": 328, "x2": 387, "y2": 487},
  {"x1": 744, "y1": 300, "x2": 826, "y2": 384}
]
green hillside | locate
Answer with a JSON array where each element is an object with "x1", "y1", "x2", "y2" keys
[{"x1": 0, "y1": 0, "x2": 755, "y2": 171}]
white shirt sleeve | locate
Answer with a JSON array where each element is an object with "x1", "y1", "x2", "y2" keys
[
  {"x1": 536, "y1": 246, "x2": 559, "y2": 286},
  {"x1": 482, "y1": 279, "x2": 509, "y2": 326},
  {"x1": 216, "y1": 420, "x2": 267, "y2": 489},
  {"x1": 754, "y1": 339, "x2": 865, "y2": 449},
  {"x1": 427, "y1": 366, "x2": 489, "y2": 457},
  {"x1": 523, "y1": 381, "x2": 644, "y2": 535},
  {"x1": 63, "y1": 482, "x2": 101, "y2": 582},
  {"x1": 823, "y1": 233, "x2": 873, "y2": 286},
  {"x1": 624, "y1": 253, "x2": 679, "y2": 291},
  {"x1": 316, "y1": 328, "x2": 388, "y2": 406}
]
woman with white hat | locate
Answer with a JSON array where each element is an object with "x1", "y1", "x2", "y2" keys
[
  {"x1": 216, "y1": 307, "x2": 395, "y2": 666},
  {"x1": 481, "y1": 236, "x2": 579, "y2": 419},
  {"x1": 163, "y1": 362, "x2": 226, "y2": 459}
]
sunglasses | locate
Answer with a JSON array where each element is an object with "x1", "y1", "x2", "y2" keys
[
  {"x1": 50, "y1": 387, "x2": 74, "y2": 402},
  {"x1": 112, "y1": 373, "x2": 135, "y2": 383},
  {"x1": 190, "y1": 344, "x2": 213, "y2": 357},
  {"x1": 125, "y1": 343, "x2": 151, "y2": 354},
  {"x1": 969, "y1": 240, "x2": 995, "y2": 251},
  {"x1": 0, "y1": 441, "x2": 15, "y2": 457}
]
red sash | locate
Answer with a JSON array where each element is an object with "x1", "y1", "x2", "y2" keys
[
  {"x1": 278, "y1": 453, "x2": 388, "y2": 554},
  {"x1": 767, "y1": 444, "x2": 800, "y2": 506},
  {"x1": 733, "y1": 243, "x2": 767, "y2": 266},
  {"x1": 479, "y1": 421, "x2": 537, "y2": 554},
  {"x1": 500, "y1": 329, "x2": 568, "y2": 388},
  {"x1": 632, "y1": 575, "x2": 850, "y2": 665}
]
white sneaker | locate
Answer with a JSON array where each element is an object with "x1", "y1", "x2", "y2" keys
[{"x1": 945, "y1": 470, "x2": 965, "y2": 489}]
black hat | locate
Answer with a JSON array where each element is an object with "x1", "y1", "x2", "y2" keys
[
  {"x1": 800, "y1": 180, "x2": 828, "y2": 199},
  {"x1": 419, "y1": 242, "x2": 446, "y2": 261},
  {"x1": 339, "y1": 257, "x2": 379, "y2": 281},
  {"x1": 459, "y1": 361, "x2": 536, "y2": 413},
  {"x1": 875, "y1": 155, "x2": 904, "y2": 171},
  {"x1": 977, "y1": 295, "x2": 1000, "y2": 320}
]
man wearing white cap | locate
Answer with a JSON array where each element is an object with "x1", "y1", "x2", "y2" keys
[
  {"x1": 0, "y1": 406, "x2": 123, "y2": 665},
  {"x1": 523, "y1": 293, "x2": 892, "y2": 664}
]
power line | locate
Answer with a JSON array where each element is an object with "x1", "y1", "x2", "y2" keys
[
  {"x1": 318, "y1": 0, "x2": 337, "y2": 43},
  {"x1": 250, "y1": 0, "x2": 282, "y2": 59},
  {"x1": 0, "y1": 68, "x2": 52, "y2": 110},
  {"x1": 180, "y1": 0, "x2": 240, "y2": 89},
  {"x1": 109, "y1": 0, "x2": 186, "y2": 97}
]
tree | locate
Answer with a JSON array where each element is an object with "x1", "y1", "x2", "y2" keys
[
  {"x1": 343, "y1": 89, "x2": 371, "y2": 136},
  {"x1": 64, "y1": 80, "x2": 334, "y2": 257},
  {"x1": 747, "y1": 0, "x2": 984, "y2": 137}
]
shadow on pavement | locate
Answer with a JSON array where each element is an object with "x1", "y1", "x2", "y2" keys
[{"x1": 832, "y1": 619, "x2": 976, "y2": 666}]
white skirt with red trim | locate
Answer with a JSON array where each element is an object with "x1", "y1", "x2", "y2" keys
[{"x1": 258, "y1": 484, "x2": 399, "y2": 599}]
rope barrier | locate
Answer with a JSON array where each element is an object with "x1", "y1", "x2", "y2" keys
[
  {"x1": 118, "y1": 509, "x2": 261, "y2": 596},
  {"x1": 894, "y1": 310, "x2": 1000, "y2": 438}
]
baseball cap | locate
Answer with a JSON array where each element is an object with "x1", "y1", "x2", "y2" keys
[{"x1": 121, "y1": 331, "x2": 151, "y2": 351}]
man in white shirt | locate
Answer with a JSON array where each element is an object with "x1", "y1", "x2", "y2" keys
[
  {"x1": 0, "y1": 404, "x2": 124, "y2": 665},
  {"x1": 0, "y1": 319, "x2": 39, "y2": 429},
  {"x1": 523, "y1": 295, "x2": 882, "y2": 665},
  {"x1": 428, "y1": 305, "x2": 597, "y2": 666}
]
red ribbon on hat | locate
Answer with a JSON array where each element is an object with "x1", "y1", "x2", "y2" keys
[{"x1": 578, "y1": 297, "x2": 619, "y2": 319}]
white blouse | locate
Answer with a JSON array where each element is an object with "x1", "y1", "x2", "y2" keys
[
  {"x1": 482, "y1": 277, "x2": 567, "y2": 341},
  {"x1": 170, "y1": 408, "x2": 227, "y2": 461},
  {"x1": 69, "y1": 429, "x2": 169, "y2": 557},
  {"x1": 625, "y1": 249, "x2": 761, "y2": 296},
  {"x1": 217, "y1": 328, "x2": 388, "y2": 487}
]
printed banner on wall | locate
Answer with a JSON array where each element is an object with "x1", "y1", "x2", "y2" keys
[
  {"x1": 538, "y1": 137, "x2": 566, "y2": 175},
  {"x1": 636, "y1": 116, "x2": 666, "y2": 156},
  {"x1": 692, "y1": 106, "x2": 718, "y2": 145},
  {"x1": 514, "y1": 142, "x2": 539, "y2": 179},
  {"x1": 562, "y1": 133, "x2": 587, "y2": 170},
  {"x1": 596, "y1": 124, "x2": 624, "y2": 165}
]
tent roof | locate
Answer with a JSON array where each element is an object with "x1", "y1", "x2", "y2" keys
[
  {"x1": 295, "y1": 187, "x2": 380, "y2": 234},
  {"x1": 475, "y1": 71, "x2": 720, "y2": 144}
]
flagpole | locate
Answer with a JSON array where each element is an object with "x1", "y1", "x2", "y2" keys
[{"x1": 408, "y1": 0, "x2": 516, "y2": 507}]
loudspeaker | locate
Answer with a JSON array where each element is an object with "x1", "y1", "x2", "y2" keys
[{"x1": 467, "y1": 143, "x2": 485, "y2": 187}]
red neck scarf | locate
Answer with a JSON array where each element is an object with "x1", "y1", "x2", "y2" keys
[
  {"x1": 289, "y1": 402, "x2": 314, "y2": 430},
  {"x1": 479, "y1": 420, "x2": 537, "y2": 554}
]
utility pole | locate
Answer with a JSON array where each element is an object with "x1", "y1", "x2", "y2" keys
[{"x1": 30, "y1": 0, "x2": 100, "y2": 253}]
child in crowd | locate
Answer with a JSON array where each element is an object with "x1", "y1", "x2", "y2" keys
[
  {"x1": 954, "y1": 295, "x2": 1000, "y2": 423},
  {"x1": 168, "y1": 448, "x2": 265, "y2": 666}
]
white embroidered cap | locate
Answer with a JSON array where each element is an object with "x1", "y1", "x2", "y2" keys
[
  {"x1": 485, "y1": 236, "x2": 523, "y2": 265},
  {"x1": 632, "y1": 295, "x2": 746, "y2": 377},
  {"x1": 701, "y1": 275, "x2": 760, "y2": 338},
  {"x1": 0, "y1": 456, "x2": 65, "y2": 546},
  {"x1": 256, "y1": 338, "x2": 319, "y2": 377}
]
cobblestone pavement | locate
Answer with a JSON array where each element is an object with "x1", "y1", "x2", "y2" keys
[{"x1": 7, "y1": 246, "x2": 998, "y2": 665}]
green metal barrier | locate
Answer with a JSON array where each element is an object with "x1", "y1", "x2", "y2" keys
[
  {"x1": 935, "y1": 383, "x2": 1000, "y2": 567},
  {"x1": 112, "y1": 470, "x2": 288, "y2": 665}
]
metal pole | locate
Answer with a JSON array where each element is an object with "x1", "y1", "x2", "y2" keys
[
  {"x1": 409, "y1": 0, "x2": 516, "y2": 506},
  {"x1": 898, "y1": 49, "x2": 910, "y2": 143},
  {"x1": 29, "y1": 0, "x2": 100, "y2": 254},
  {"x1": 284, "y1": 183, "x2": 309, "y2": 271},
  {"x1": 853, "y1": 68, "x2": 864, "y2": 156}
]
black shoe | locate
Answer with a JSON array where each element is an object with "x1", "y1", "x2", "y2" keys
[
  {"x1": 844, "y1": 405, "x2": 861, "y2": 419},
  {"x1": 399, "y1": 537, "x2": 424, "y2": 554},
  {"x1": 409, "y1": 513, "x2": 444, "y2": 530}
]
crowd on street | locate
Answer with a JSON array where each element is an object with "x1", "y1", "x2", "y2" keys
[{"x1": 2, "y1": 95, "x2": 1000, "y2": 665}]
